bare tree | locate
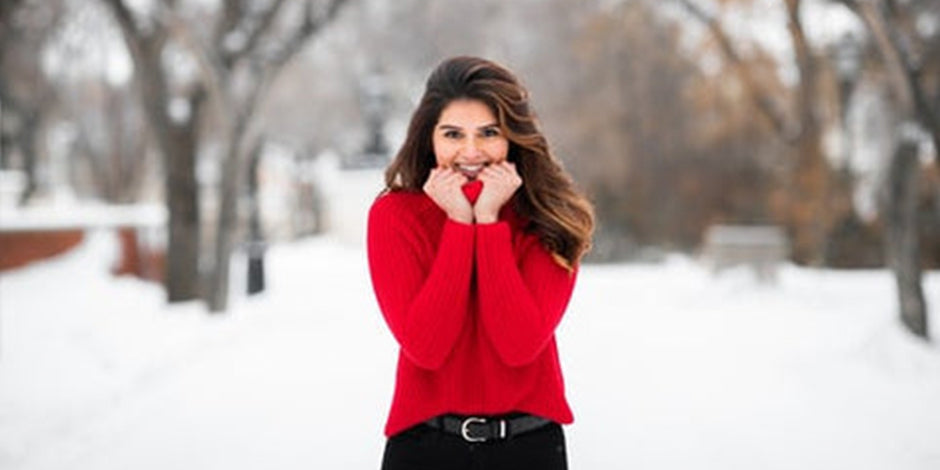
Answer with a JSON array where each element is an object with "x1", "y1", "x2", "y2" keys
[
  {"x1": 0, "y1": 0, "x2": 64, "y2": 203},
  {"x1": 104, "y1": 0, "x2": 350, "y2": 312},
  {"x1": 102, "y1": 0, "x2": 206, "y2": 303},
  {"x1": 676, "y1": 0, "x2": 934, "y2": 338},
  {"x1": 552, "y1": 0, "x2": 782, "y2": 259},
  {"x1": 884, "y1": 126, "x2": 928, "y2": 338},
  {"x1": 837, "y1": 0, "x2": 936, "y2": 340},
  {"x1": 675, "y1": 0, "x2": 853, "y2": 265},
  {"x1": 166, "y1": 0, "x2": 351, "y2": 312}
]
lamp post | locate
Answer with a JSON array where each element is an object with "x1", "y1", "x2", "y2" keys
[
  {"x1": 350, "y1": 67, "x2": 391, "y2": 169},
  {"x1": 833, "y1": 33, "x2": 862, "y2": 170},
  {"x1": 246, "y1": 140, "x2": 265, "y2": 295}
]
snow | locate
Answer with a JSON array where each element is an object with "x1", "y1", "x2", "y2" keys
[
  {"x1": 1, "y1": 231, "x2": 939, "y2": 469},
  {"x1": 0, "y1": 204, "x2": 166, "y2": 232}
]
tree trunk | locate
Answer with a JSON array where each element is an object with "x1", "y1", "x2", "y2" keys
[
  {"x1": 207, "y1": 139, "x2": 243, "y2": 312},
  {"x1": 104, "y1": 0, "x2": 206, "y2": 304},
  {"x1": 884, "y1": 126, "x2": 928, "y2": 340},
  {"x1": 163, "y1": 119, "x2": 202, "y2": 302},
  {"x1": 0, "y1": 89, "x2": 41, "y2": 203},
  {"x1": 791, "y1": 129, "x2": 833, "y2": 265},
  {"x1": 784, "y1": 0, "x2": 844, "y2": 266},
  {"x1": 842, "y1": 0, "x2": 933, "y2": 341},
  {"x1": 17, "y1": 110, "x2": 38, "y2": 203}
]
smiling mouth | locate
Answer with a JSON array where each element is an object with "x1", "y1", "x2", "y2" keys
[{"x1": 453, "y1": 163, "x2": 489, "y2": 179}]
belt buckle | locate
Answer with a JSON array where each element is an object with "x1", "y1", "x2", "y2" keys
[{"x1": 460, "y1": 417, "x2": 487, "y2": 443}]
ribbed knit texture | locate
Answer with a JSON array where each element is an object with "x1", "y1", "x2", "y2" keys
[{"x1": 367, "y1": 181, "x2": 577, "y2": 437}]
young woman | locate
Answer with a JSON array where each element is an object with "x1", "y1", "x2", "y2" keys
[{"x1": 367, "y1": 56, "x2": 594, "y2": 469}]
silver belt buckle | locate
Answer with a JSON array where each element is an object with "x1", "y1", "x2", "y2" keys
[{"x1": 460, "y1": 417, "x2": 487, "y2": 442}]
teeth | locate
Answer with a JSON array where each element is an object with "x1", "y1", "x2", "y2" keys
[{"x1": 456, "y1": 163, "x2": 487, "y2": 171}]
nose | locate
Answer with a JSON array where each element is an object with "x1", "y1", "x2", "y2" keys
[{"x1": 461, "y1": 137, "x2": 484, "y2": 161}]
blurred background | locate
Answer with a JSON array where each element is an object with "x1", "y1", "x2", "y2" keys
[{"x1": 1, "y1": 0, "x2": 939, "y2": 469}]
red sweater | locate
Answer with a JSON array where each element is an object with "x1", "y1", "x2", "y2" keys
[{"x1": 367, "y1": 181, "x2": 577, "y2": 437}]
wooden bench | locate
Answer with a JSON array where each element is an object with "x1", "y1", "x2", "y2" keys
[{"x1": 702, "y1": 225, "x2": 789, "y2": 283}]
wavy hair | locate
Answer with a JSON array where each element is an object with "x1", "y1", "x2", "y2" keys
[{"x1": 384, "y1": 56, "x2": 594, "y2": 268}]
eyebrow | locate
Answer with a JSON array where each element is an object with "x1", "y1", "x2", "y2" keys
[{"x1": 437, "y1": 123, "x2": 499, "y2": 131}]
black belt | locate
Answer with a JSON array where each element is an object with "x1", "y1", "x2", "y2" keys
[{"x1": 425, "y1": 414, "x2": 552, "y2": 443}]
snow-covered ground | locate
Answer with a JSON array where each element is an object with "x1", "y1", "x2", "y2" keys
[{"x1": 1, "y1": 231, "x2": 939, "y2": 470}]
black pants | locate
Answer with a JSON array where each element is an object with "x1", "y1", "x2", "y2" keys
[{"x1": 380, "y1": 421, "x2": 567, "y2": 470}]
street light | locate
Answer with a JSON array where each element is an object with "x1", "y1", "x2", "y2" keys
[
  {"x1": 350, "y1": 67, "x2": 391, "y2": 169},
  {"x1": 832, "y1": 33, "x2": 862, "y2": 169}
]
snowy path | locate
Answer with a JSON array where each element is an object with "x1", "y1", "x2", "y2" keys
[{"x1": 2, "y1": 232, "x2": 939, "y2": 469}]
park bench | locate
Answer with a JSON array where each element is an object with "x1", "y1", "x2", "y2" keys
[{"x1": 702, "y1": 224, "x2": 790, "y2": 283}]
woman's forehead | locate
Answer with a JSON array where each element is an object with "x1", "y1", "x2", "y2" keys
[{"x1": 436, "y1": 99, "x2": 498, "y2": 127}]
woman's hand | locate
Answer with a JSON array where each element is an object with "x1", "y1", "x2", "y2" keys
[
  {"x1": 423, "y1": 166, "x2": 474, "y2": 224},
  {"x1": 474, "y1": 161, "x2": 522, "y2": 224}
]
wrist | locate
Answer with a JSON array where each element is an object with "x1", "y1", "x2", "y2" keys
[
  {"x1": 448, "y1": 209, "x2": 474, "y2": 224},
  {"x1": 474, "y1": 208, "x2": 499, "y2": 224}
]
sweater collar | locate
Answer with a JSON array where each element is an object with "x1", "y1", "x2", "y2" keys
[{"x1": 461, "y1": 180, "x2": 484, "y2": 204}]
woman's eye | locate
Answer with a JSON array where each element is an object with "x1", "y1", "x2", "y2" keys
[
  {"x1": 443, "y1": 130, "x2": 461, "y2": 139},
  {"x1": 482, "y1": 128, "x2": 501, "y2": 137}
]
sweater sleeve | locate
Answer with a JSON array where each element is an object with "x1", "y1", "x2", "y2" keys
[
  {"x1": 475, "y1": 221, "x2": 577, "y2": 367},
  {"x1": 367, "y1": 197, "x2": 475, "y2": 370}
]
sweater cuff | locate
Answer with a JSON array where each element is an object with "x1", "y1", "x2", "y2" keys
[
  {"x1": 475, "y1": 221, "x2": 513, "y2": 256},
  {"x1": 435, "y1": 218, "x2": 476, "y2": 273},
  {"x1": 442, "y1": 217, "x2": 476, "y2": 243}
]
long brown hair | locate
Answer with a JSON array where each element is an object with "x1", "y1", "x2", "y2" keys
[{"x1": 385, "y1": 56, "x2": 594, "y2": 268}]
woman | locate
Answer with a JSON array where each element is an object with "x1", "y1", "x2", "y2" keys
[{"x1": 367, "y1": 56, "x2": 594, "y2": 469}]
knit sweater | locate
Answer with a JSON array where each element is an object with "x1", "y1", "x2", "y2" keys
[{"x1": 367, "y1": 180, "x2": 577, "y2": 437}]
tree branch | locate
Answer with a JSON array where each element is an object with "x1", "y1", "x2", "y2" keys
[
  {"x1": 102, "y1": 0, "x2": 141, "y2": 51},
  {"x1": 217, "y1": 0, "x2": 287, "y2": 68},
  {"x1": 839, "y1": 0, "x2": 940, "y2": 164},
  {"x1": 101, "y1": 0, "x2": 173, "y2": 139},
  {"x1": 674, "y1": 0, "x2": 795, "y2": 140},
  {"x1": 784, "y1": 0, "x2": 819, "y2": 141},
  {"x1": 237, "y1": 0, "x2": 351, "y2": 151},
  {"x1": 267, "y1": 0, "x2": 349, "y2": 71},
  {"x1": 152, "y1": 1, "x2": 232, "y2": 126},
  {"x1": 213, "y1": 0, "x2": 243, "y2": 62}
]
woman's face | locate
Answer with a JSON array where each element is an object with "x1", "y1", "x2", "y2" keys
[{"x1": 432, "y1": 99, "x2": 509, "y2": 180}]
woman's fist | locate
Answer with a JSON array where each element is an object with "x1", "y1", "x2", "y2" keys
[
  {"x1": 474, "y1": 161, "x2": 522, "y2": 224},
  {"x1": 423, "y1": 167, "x2": 473, "y2": 224}
]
